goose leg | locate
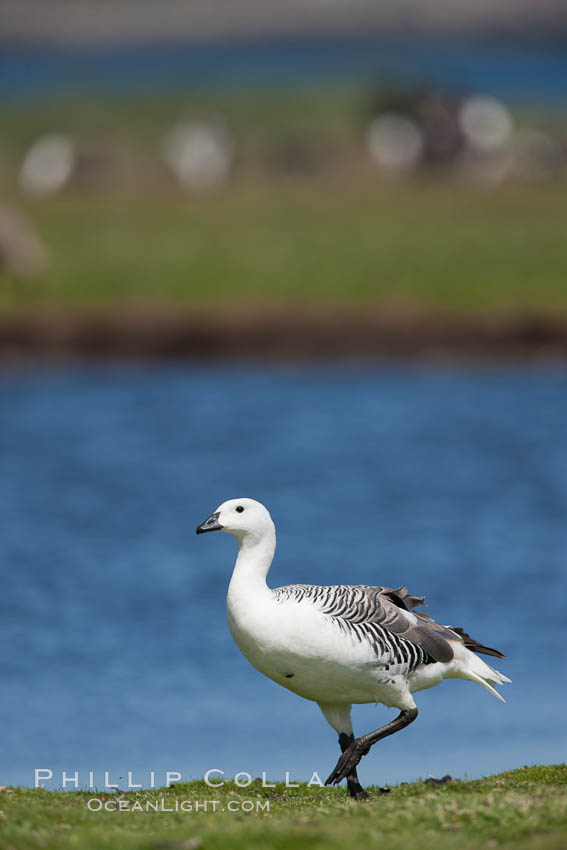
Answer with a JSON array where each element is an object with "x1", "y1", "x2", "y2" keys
[
  {"x1": 318, "y1": 703, "x2": 369, "y2": 800},
  {"x1": 326, "y1": 707, "x2": 419, "y2": 787},
  {"x1": 338, "y1": 733, "x2": 369, "y2": 799}
]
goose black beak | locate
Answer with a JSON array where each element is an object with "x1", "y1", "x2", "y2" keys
[{"x1": 196, "y1": 511, "x2": 223, "y2": 534}]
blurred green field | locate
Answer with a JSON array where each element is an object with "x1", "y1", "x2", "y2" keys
[
  {"x1": 1, "y1": 180, "x2": 565, "y2": 313},
  {"x1": 0, "y1": 87, "x2": 368, "y2": 161},
  {"x1": 1, "y1": 90, "x2": 566, "y2": 314}
]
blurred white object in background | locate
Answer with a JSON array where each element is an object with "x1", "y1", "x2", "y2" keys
[
  {"x1": 365, "y1": 113, "x2": 424, "y2": 172},
  {"x1": 0, "y1": 206, "x2": 48, "y2": 280},
  {"x1": 19, "y1": 134, "x2": 76, "y2": 197},
  {"x1": 162, "y1": 119, "x2": 234, "y2": 192},
  {"x1": 459, "y1": 96, "x2": 513, "y2": 154}
]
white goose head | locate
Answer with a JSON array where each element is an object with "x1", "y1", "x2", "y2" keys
[{"x1": 196, "y1": 498, "x2": 275, "y2": 547}]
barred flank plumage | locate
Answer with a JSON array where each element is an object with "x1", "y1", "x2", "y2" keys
[{"x1": 274, "y1": 583, "x2": 506, "y2": 673}]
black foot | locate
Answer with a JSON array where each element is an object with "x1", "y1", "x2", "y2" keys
[
  {"x1": 329, "y1": 708, "x2": 418, "y2": 794},
  {"x1": 326, "y1": 742, "x2": 364, "y2": 786},
  {"x1": 349, "y1": 786, "x2": 371, "y2": 801}
]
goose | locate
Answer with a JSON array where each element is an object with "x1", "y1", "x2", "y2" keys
[{"x1": 197, "y1": 497, "x2": 510, "y2": 799}]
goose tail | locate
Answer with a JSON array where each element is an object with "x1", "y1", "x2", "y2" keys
[{"x1": 450, "y1": 642, "x2": 511, "y2": 703}]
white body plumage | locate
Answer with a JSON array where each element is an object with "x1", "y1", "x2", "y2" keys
[{"x1": 227, "y1": 557, "x2": 509, "y2": 710}]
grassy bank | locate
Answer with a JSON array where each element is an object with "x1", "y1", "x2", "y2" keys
[
  {"x1": 1, "y1": 89, "x2": 566, "y2": 316},
  {"x1": 1, "y1": 179, "x2": 567, "y2": 315},
  {"x1": 0, "y1": 766, "x2": 565, "y2": 850}
]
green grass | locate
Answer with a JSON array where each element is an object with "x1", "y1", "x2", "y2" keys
[
  {"x1": 2, "y1": 179, "x2": 567, "y2": 314},
  {"x1": 0, "y1": 86, "x2": 366, "y2": 162},
  {"x1": 1, "y1": 89, "x2": 567, "y2": 314},
  {"x1": 1, "y1": 766, "x2": 565, "y2": 850}
]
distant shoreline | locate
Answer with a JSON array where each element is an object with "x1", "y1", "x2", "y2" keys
[
  {"x1": 1, "y1": 306, "x2": 567, "y2": 363},
  {"x1": 2, "y1": 1, "x2": 565, "y2": 48}
]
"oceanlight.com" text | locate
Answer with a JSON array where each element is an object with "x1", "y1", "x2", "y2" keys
[{"x1": 87, "y1": 798, "x2": 270, "y2": 813}]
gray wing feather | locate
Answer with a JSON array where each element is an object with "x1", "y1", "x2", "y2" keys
[{"x1": 274, "y1": 582, "x2": 458, "y2": 663}]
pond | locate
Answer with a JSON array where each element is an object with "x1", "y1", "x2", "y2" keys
[{"x1": 0, "y1": 363, "x2": 565, "y2": 789}]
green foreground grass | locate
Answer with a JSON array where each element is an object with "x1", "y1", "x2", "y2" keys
[{"x1": 1, "y1": 766, "x2": 565, "y2": 850}]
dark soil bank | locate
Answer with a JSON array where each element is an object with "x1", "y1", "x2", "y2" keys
[{"x1": 1, "y1": 306, "x2": 567, "y2": 362}]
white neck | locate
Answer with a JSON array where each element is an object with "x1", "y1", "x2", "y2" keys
[{"x1": 226, "y1": 523, "x2": 276, "y2": 608}]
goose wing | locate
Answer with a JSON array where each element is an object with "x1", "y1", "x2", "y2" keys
[{"x1": 273, "y1": 583, "x2": 504, "y2": 664}]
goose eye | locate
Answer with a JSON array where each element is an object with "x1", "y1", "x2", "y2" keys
[{"x1": 236, "y1": 506, "x2": 244, "y2": 513}]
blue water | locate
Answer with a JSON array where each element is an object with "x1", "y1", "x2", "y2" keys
[
  {"x1": 0, "y1": 363, "x2": 565, "y2": 791},
  {"x1": 1, "y1": 37, "x2": 567, "y2": 104}
]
